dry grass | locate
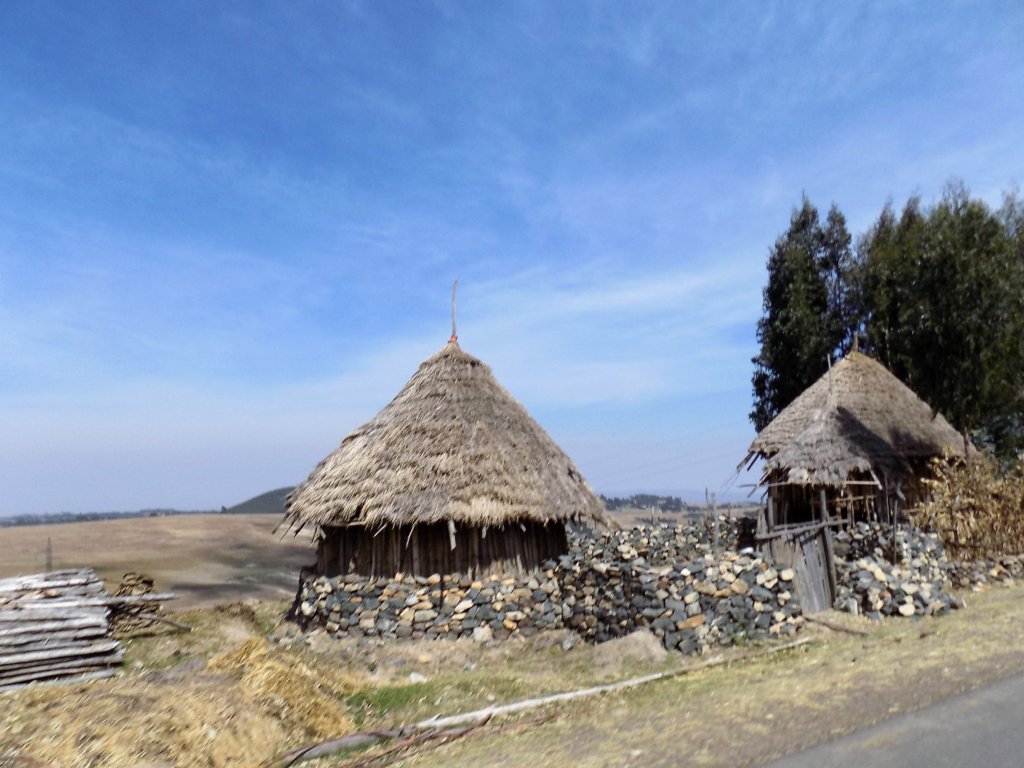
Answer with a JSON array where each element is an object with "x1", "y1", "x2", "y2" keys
[
  {"x1": 915, "y1": 455, "x2": 1024, "y2": 558},
  {"x1": 207, "y1": 637, "x2": 361, "y2": 739},
  {"x1": 1, "y1": 671, "x2": 291, "y2": 768}
]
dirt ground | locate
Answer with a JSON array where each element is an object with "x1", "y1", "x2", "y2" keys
[
  {"x1": 392, "y1": 584, "x2": 1024, "y2": 768},
  {"x1": 0, "y1": 514, "x2": 315, "y2": 608},
  {"x1": 3, "y1": 514, "x2": 1024, "y2": 768},
  {"x1": 1, "y1": 581, "x2": 1023, "y2": 768}
]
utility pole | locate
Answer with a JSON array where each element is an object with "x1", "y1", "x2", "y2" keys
[{"x1": 707, "y1": 489, "x2": 719, "y2": 556}]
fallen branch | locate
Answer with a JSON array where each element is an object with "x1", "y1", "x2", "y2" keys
[
  {"x1": 805, "y1": 614, "x2": 871, "y2": 636},
  {"x1": 333, "y1": 715, "x2": 493, "y2": 768},
  {"x1": 417, "y1": 636, "x2": 811, "y2": 731},
  {"x1": 264, "y1": 731, "x2": 401, "y2": 767},
  {"x1": 113, "y1": 612, "x2": 192, "y2": 633},
  {"x1": 268, "y1": 636, "x2": 813, "y2": 768}
]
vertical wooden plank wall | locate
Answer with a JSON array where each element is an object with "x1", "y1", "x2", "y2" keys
[{"x1": 317, "y1": 521, "x2": 569, "y2": 578}]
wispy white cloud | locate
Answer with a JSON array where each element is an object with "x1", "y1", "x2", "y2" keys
[{"x1": 2, "y1": 2, "x2": 1023, "y2": 514}]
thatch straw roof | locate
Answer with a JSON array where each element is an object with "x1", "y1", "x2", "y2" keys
[
  {"x1": 281, "y1": 341, "x2": 608, "y2": 533},
  {"x1": 748, "y1": 351, "x2": 967, "y2": 487}
]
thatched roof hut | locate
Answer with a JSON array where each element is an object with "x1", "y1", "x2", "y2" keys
[
  {"x1": 281, "y1": 340, "x2": 607, "y2": 578},
  {"x1": 745, "y1": 350, "x2": 968, "y2": 524},
  {"x1": 745, "y1": 351, "x2": 968, "y2": 611}
]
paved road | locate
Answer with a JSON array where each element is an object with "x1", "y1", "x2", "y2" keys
[{"x1": 760, "y1": 672, "x2": 1024, "y2": 768}]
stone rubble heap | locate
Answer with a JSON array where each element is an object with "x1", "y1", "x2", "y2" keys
[
  {"x1": 557, "y1": 542, "x2": 802, "y2": 654},
  {"x1": 831, "y1": 522, "x2": 963, "y2": 618},
  {"x1": 297, "y1": 570, "x2": 562, "y2": 642},
  {"x1": 295, "y1": 516, "x2": 1016, "y2": 650},
  {"x1": 946, "y1": 555, "x2": 1024, "y2": 589},
  {"x1": 295, "y1": 516, "x2": 801, "y2": 654},
  {"x1": 568, "y1": 517, "x2": 756, "y2": 565}
]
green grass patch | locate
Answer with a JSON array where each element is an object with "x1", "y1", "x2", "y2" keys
[{"x1": 345, "y1": 682, "x2": 440, "y2": 726}]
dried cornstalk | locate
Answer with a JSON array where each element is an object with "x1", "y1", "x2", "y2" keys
[{"x1": 914, "y1": 455, "x2": 1024, "y2": 559}]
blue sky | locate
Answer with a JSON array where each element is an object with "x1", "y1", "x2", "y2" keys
[{"x1": 1, "y1": 2, "x2": 1022, "y2": 515}]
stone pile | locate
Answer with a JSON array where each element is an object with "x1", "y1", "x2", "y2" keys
[
  {"x1": 557, "y1": 546, "x2": 802, "y2": 654},
  {"x1": 297, "y1": 570, "x2": 562, "y2": 641},
  {"x1": 295, "y1": 515, "x2": 1003, "y2": 648},
  {"x1": 567, "y1": 515, "x2": 756, "y2": 566},
  {"x1": 831, "y1": 522, "x2": 963, "y2": 618},
  {"x1": 296, "y1": 516, "x2": 802, "y2": 655},
  {"x1": 946, "y1": 555, "x2": 1024, "y2": 589}
]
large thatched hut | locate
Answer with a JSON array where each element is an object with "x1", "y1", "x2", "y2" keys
[
  {"x1": 743, "y1": 351, "x2": 968, "y2": 611},
  {"x1": 745, "y1": 350, "x2": 968, "y2": 527},
  {"x1": 280, "y1": 339, "x2": 607, "y2": 578}
]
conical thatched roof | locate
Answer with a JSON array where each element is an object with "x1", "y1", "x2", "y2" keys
[
  {"x1": 764, "y1": 400, "x2": 898, "y2": 487},
  {"x1": 748, "y1": 351, "x2": 967, "y2": 486},
  {"x1": 281, "y1": 341, "x2": 608, "y2": 533}
]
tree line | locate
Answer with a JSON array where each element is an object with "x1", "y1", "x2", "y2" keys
[
  {"x1": 600, "y1": 494, "x2": 687, "y2": 512},
  {"x1": 751, "y1": 181, "x2": 1024, "y2": 460}
]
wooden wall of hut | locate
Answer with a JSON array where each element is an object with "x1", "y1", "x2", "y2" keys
[
  {"x1": 765, "y1": 461, "x2": 937, "y2": 530},
  {"x1": 316, "y1": 521, "x2": 569, "y2": 578},
  {"x1": 768, "y1": 481, "x2": 888, "y2": 528}
]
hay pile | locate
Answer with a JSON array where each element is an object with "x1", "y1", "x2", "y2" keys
[
  {"x1": 207, "y1": 637, "x2": 361, "y2": 740},
  {"x1": 0, "y1": 674, "x2": 289, "y2": 767},
  {"x1": 0, "y1": 637, "x2": 366, "y2": 767},
  {"x1": 915, "y1": 455, "x2": 1024, "y2": 559}
]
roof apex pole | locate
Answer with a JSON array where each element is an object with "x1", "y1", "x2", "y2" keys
[{"x1": 450, "y1": 278, "x2": 458, "y2": 344}]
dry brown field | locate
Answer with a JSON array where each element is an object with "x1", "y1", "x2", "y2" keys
[{"x1": 0, "y1": 513, "x2": 315, "y2": 608}]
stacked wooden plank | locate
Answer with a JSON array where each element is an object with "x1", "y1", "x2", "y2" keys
[{"x1": 0, "y1": 568, "x2": 174, "y2": 690}]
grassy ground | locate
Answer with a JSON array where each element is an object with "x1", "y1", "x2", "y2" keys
[{"x1": 2, "y1": 581, "x2": 1023, "y2": 768}]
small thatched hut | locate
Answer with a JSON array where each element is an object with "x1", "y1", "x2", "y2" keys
[
  {"x1": 745, "y1": 350, "x2": 969, "y2": 527},
  {"x1": 280, "y1": 339, "x2": 607, "y2": 578},
  {"x1": 743, "y1": 350, "x2": 968, "y2": 611}
]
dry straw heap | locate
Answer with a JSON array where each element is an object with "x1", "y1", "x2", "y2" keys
[{"x1": 281, "y1": 340, "x2": 608, "y2": 578}]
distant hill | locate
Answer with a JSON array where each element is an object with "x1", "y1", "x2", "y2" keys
[
  {"x1": 1, "y1": 487, "x2": 297, "y2": 528},
  {"x1": 224, "y1": 486, "x2": 294, "y2": 516},
  {"x1": 0, "y1": 508, "x2": 212, "y2": 528}
]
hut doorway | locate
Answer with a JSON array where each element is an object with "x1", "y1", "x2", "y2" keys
[
  {"x1": 758, "y1": 492, "x2": 838, "y2": 613},
  {"x1": 762, "y1": 524, "x2": 835, "y2": 613}
]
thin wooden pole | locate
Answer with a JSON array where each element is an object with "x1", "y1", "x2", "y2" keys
[
  {"x1": 819, "y1": 489, "x2": 838, "y2": 604},
  {"x1": 707, "y1": 489, "x2": 719, "y2": 556},
  {"x1": 450, "y1": 279, "x2": 458, "y2": 343},
  {"x1": 892, "y1": 481, "x2": 900, "y2": 564},
  {"x1": 882, "y1": 474, "x2": 894, "y2": 564}
]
